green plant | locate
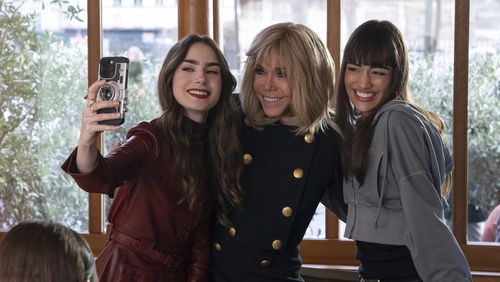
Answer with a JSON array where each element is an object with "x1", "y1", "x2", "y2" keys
[
  {"x1": 0, "y1": 0, "x2": 42, "y2": 229},
  {"x1": 0, "y1": 0, "x2": 88, "y2": 230},
  {"x1": 409, "y1": 50, "x2": 500, "y2": 214}
]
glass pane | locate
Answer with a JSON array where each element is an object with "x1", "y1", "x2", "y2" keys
[
  {"x1": 340, "y1": 0, "x2": 455, "y2": 239},
  {"x1": 220, "y1": 0, "x2": 328, "y2": 239},
  {"x1": 0, "y1": 1, "x2": 89, "y2": 232},
  {"x1": 468, "y1": 0, "x2": 500, "y2": 243},
  {"x1": 101, "y1": 0, "x2": 178, "y2": 227},
  {"x1": 220, "y1": 0, "x2": 327, "y2": 91}
]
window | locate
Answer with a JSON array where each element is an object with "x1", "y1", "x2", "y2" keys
[
  {"x1": 0, "y1": 0, "x2": 89, "y2": 232},
  {"x1": 467, "y1": 0, "x2": 499, "y2": 244},
  {"x1": 219, "y1": 0, "x2": 329, "y2": 238},
  {"x1": 300, "y1": 0, "x2": 500, "y2": 274},
  {"x1": 100, "y1": 0, "x2": 178, "y2": 227},
  {"x1": 1, "y1": 0, "x2": 499, "y2": 276},
  {"x1": 219, "y1": 0, "x2": 327, "y2": 92}
]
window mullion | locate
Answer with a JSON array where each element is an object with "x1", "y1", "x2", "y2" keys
[{"x1": 451, "y1": 0, "x2": 469, "y2": 244}]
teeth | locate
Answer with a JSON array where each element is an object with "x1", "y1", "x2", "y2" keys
[
  {"x1": 263, "y1": 96, "x2": 282, "y2": 103},
  {"x1": 188, "y1": 90, "x2": 208, "y2": 96},
  {"x1": 356, "y1": 91, "x2": 374, "y2": 98}
]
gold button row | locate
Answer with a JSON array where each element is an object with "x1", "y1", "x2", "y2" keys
[
  {"x1": 260, "y1": 259, "x2": 271, "y2": 267},
  {"x1": 243, "y1": 153, "x2": 253, "y2": 165},
  {"x1": 214, "y1": 242, "x2": 222, "y2": 251},
  {"x1": 282, "y1": 206, "x2": 293, "y2": 217},
  {"x1": 304, "y1": 133, "x2": 314, "y2": 143},
  {"x1": 272, "y1": 239, "x2": 283, "y2": 250},
  {"x1": 228, "y1": 227, "x2": 237, "y2": 237},
  {"x1": 293, "y1": 168, "x2": 304, "y2": 179},
  {"x1": 242, "y1": 133, "x2": 313, "y2": 167}
]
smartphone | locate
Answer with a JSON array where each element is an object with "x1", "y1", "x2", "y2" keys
[{"x1": 96, "y1": 56, "x2": 129, "y2": 125}]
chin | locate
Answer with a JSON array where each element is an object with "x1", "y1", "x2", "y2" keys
[{"x1": 263, "y1": 110, "x2": 284, "y2": 118}]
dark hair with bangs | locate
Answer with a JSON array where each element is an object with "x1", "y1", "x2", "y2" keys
[
  {"x1": 335, "y1": 20, "x2": 409, "y2": 183},
  {"x1": 335, "y1": 20, "x2": 450, "y2": 194},
  {"x1": 338, "y1": 20, "x2": 409, "y2": 123}
]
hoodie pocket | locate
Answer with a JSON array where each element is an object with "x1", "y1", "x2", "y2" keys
[{"x1": 356, "y1": 150, "x2": 384, "y2": 206}]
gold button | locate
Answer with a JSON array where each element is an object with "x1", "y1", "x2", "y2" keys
[
  {"x1": 243, "y1": 153, "x2": 253, "y2": 165},
  {"x1": 272, "y1": 239, "x2": 283, "y2": 250},
  {"x1": 228, "y1": 227, "x2": 237, "y2": 237},
  {"x1": 260, "y1": 259, "x2": 271, "y2": 267},
  {"x1": 304, "y1": 133, "x2": 314, "y2": 143},
  {"x1": 214, "y1": 243, "x2": 222, "y2": 251},
  {"x1": 293, "y1": 168, "x2": 304, "y2": 179},
  {"x1": 282, "y1": 207, "x2": 293, "y2": 218}
]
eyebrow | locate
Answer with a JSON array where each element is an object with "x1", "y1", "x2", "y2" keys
[
  {"x1": 183, "y1": 59, "x2": 220, "y2": 67},
  {"x1": 255, "y1": 64, "x2": 286, "y2": 72}
]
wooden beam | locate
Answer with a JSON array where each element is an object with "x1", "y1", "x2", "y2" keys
[
  {"x1": 325, "y1": 0, "x2": 342, "y2": 238},
  {"x1": 87, "y1": 0, "x2": 103, "y2": 235},
  {"x1": 178, "y1": 0, "x2": 212, "y2": 39},
  {"x1": 452, "y1": 0, "x2": 469, "y2": 244}
]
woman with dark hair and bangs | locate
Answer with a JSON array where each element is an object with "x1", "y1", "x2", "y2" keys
[
  {"x1": 62, "y1": 34, "x2": 243, "y2": 281},
  {"x1": 335, "y1": 20, "x2": 471, "y2": 281}
]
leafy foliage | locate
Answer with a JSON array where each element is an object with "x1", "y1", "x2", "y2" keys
[
  {"x1": 409, "y1": 50, "x2": 500, "y2": 213},
  {"x1": 1, "y1": 0, "x2": 498, "y2": 232},
  {"x1": 0, "y1": 0, "x2": 88, "y2": 231},
  {"x1": 34, "y1": 33, "x2": 89, "y2": 230},
  {"x1": 0, "y1": 0, "x2": 42, "y2": 229},
  {"x1": 43, "y1": 0, "x2": 84, "y2": 21}
]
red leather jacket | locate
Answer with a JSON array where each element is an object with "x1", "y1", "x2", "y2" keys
[{"x1": 61, "y1": 120, "x2": 213, "y2": 282}]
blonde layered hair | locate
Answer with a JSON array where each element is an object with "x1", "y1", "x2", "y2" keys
[{"x1": 241, "y1": 22, "x2": 336, "y2": 135}]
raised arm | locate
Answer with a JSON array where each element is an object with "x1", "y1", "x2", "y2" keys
[{"x1": 76, "y1": 80, "x2": 121, "y2": 173}]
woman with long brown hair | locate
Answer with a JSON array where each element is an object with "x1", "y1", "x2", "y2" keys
[{"x1": 62, "y1": 34, "x2": 243, "y2": 281}]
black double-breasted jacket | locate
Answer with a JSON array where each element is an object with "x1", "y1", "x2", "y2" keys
[{"x1": 210, "y1": 121, "x2": 346, "y2": 282}]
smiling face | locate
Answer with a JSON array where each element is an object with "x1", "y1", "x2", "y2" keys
[
  {"x1": 344, "y1": 63, "x2": 392, "y2": 117},
  {"x1": 172, "y1": 42, "x2": 222, "y2": 123},
  {"x1": 252, "y1": 56, "x2": 293, "y2": 118}
]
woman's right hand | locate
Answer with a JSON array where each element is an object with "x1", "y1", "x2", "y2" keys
[
  {"x1": 78, "y1": 80, "x2": 122, "y2": 148},
  {"x1": 76, "y1": 80, "x2": 121, "y2": 173}
]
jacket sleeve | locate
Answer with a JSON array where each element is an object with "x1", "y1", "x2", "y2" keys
[
  {"x1": 386, "y1": 110, "x2": 472, "y2": 281},
  {"x1": 60, "y1": 122, "x2": 159, "y2": 195},
  {"x1": 321, "y1": 134, "x2": 347, "y2": 222},
  {"x1": 496, "y1": 212, "x2": 500, "y2": 242},
  {"x1": 186, "y1": 206, "x2": 211, "y2": 282}
]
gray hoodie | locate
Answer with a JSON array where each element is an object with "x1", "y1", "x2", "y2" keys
[{"x1": 343, "y1": 100, "x2": 472, "y2": 281}]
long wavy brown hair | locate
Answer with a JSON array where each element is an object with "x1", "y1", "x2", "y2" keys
[
  {"x1": 156, "y1": 34, "x2": 244, "y2": 226},
  {"x1": 335, "y1": 20, "x2": 451, "y2": 196}
]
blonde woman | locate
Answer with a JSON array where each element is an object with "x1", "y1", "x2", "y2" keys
[{"x1": 210, "y1": 22, "x2": 346, "y2": 282}]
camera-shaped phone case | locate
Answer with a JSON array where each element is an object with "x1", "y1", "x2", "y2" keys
[{"x1": 97, "y1": 56, "x2": 129, "y2": 125}]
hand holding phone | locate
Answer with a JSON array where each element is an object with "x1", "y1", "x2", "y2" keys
[{"x1": 97, "y1": 56, "x2": 130, "y2": 125}]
